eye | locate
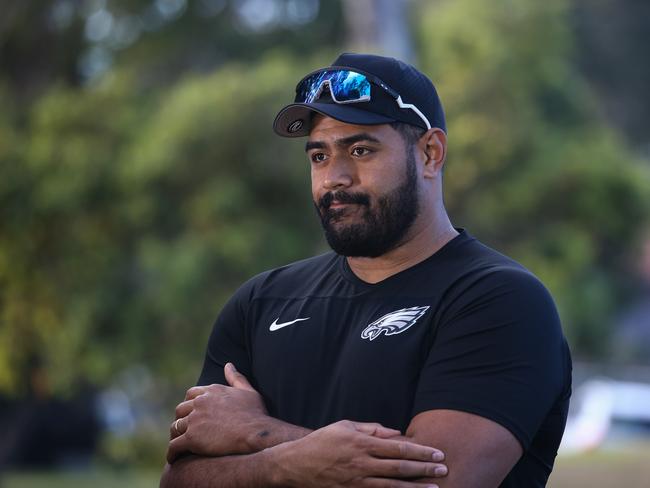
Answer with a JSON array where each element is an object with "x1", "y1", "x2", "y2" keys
[
  {"x1": 351, "y1": 146, "x2": 371, "y2": 157},
  {"x1": 310, "y1": 152, "x2": 328, "y2": 163}
]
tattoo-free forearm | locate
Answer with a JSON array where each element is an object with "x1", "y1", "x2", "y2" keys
[{"x1": 160, "y1": 451, "x2": 281, "y2": 488}]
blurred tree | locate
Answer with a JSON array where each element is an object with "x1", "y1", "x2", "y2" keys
[
  {"x1": 112, "y1": 53, "x2": 329, "y2": 388},
  {"x1": 572, "y1": 0, "x2": 650, "y2": 152},
  {"x1": 0, "y1": 0, "x2": 345, "y2": 398},
  {"x1": 102, "y1": 0, "x2": 343, "y2": 84},
  {"x1": 0, "y1": 0, "x2": 344, "y2": 93},
  {"x1": 415, "y1": 0, "x2": 650, "y2": 356},
  {"x1": 0, "y1": 74, "x2": 148, "y2": 395},
  {"x1": 1, "y1": 0, "x2": 650, "y2": 407},
  {"x1": 341, "y1": 0, "x2": 414, "y2": 61},
  {"x1": 0, "y1": 1, "x2": 86, "y2": 95},
  {"x1": 0, "y1": 51, "x2": 335, "y2": 398}
]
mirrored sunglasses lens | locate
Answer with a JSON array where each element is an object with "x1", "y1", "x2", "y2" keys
[
  {"x1": 296, "y1": 70, "x2": 370, "y2": 103},
  {"x1": 297, "y1": 72, "x2": 327, "y2": 103},
  {"x1": 329, "y1": 71, "x2": 370, "y2": 102}
]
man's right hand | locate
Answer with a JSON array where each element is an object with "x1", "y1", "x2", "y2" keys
[
  {"x1": 167, "y1": 364, "x2": 271, "y2": 462},
  {"x1": 269, "y1": 420, "x2": 448, "y2": 487}
]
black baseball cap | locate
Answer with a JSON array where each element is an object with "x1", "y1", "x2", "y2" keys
[{"x1": 273, "y1": 52, "x2": 446, "y2": 137}]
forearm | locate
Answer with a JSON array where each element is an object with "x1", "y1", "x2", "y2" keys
[
  {"x1": 167, "y1": 409, "x2": 312, "y2": 462},
  {"x1": 160, "y1": 450, "x2": 283, "y2": 488},
  {"x1": 162, "y1": 421, "x2": 449, "y2": 488},
  {"x1": 245, "y1": 415, "x2": 312, "y2": 451},
  {"x1": 162, "y1": 420, "x2": 310, "y2": 488}
]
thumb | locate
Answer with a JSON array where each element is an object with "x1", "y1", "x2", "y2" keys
[{"x1": 224, "y1": 363, "x2": 256, "y2": 392}]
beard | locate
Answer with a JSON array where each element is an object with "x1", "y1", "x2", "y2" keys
[{"x1": 314, "y1": 150, "x2": 419, "y2": 258}]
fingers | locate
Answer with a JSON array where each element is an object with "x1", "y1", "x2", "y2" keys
[
  {"x1": 169, "y1": 416, "x2": 188, "y2": 440},
  {"x1": 175, "y1": 399, "x2": 193, "y2": 419},
  {"x1": 185, "y1": 366, "x2": 257, "y2": 399},
  {"x1": 353, "y1": 421, "x2": 401, "y2": 438},
  {"x1": 368, "y1": 437, "x2": 445, "y2": 463},
  {"x1": 185, "y1": 386, "x2": 207, "y2": 401},
  {"x1": 367, "y1": 458, "x2": 448, "y2": 480},
  {"x1": 166, "y1": 434, "x2": 190, "y2": 464},
  {"x1": 224, "y1": 363, "x2": 255, "y2": 392}
]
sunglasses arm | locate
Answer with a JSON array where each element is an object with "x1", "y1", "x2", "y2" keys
[{"x1": 395, "y1": 96, "x2": 432, "y2": 130}]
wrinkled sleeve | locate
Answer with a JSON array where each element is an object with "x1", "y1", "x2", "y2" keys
[{"x1": 412, "y1": 267, "x2": 570, "y2": 450}]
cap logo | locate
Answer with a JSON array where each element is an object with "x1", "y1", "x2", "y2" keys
[{"x1": 287, "y1": 119, "x2": 304, "y2": 133}]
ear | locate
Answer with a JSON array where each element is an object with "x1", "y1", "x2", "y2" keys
[{"x1": 420, "y1": 128, "x2": 447, "y2": 179}]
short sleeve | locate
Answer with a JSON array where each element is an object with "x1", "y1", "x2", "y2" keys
[
  {"x1": 412, "y1": 267, "x2": 569, "y2": 450},
  {"x1": 196, "y1": 282, "x2": 255, "y2": 387}
]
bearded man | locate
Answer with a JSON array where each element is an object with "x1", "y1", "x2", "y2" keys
[{"x1": 160, "y1": 53, "x2": 572, "y2": 488}]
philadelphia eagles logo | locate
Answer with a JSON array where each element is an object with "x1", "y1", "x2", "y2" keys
[{"x1": 360, "y1": 306, "x2": 430, "y2": 341}]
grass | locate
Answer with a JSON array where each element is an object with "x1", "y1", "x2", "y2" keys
[
  {"x1": 548, "y1": 442, "x2": 650, "y2": 488},
  {"x1": 1, "y1": 469, "x2": 161, "y2": 488}
]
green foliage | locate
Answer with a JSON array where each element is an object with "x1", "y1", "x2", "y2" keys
[
  {"x1": 416, "y1": 0, "x2": 650, "y2": 356},
  {"x1": 0, "y1": 75, "x2": 148, "y2": 394},
  {"x1": 0, "y1": 52, "x2": 328, "y2": 397},
  {"x1": 112, "y1": 53, "x2": 328, "y2": 387},
  {"x1": 0, "y1": 0, "x2": 649, "y2": 407}
]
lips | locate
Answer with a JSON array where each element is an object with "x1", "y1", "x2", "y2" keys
[
  {"x1": 318, "y1": 190, "x2": 370, "y2": 211},
  {"x1": 329, "y1": 200, "x2": 355, "y2": 209},
  {"x1": 322, "y1": 204, "x2": 365, "y2": 225}
]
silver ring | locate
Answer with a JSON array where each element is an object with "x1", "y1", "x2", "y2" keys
[{"x1": 173, "y1": 418, "x2": 182, "y2": 435}]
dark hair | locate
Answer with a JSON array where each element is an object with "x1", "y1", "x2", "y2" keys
[{"x1": 389, "y1": 121, "x2": 426, "y2": 147}]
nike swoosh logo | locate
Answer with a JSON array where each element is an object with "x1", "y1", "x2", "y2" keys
[{"x1": 269, "y1": 317, "x2": 311, "y2": 331}]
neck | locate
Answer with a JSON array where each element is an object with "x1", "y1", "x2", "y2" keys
[{"x1": 346, "y1": 210, "x2": 458, "y2": 284}]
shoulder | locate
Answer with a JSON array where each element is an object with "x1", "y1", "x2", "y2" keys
[
  {"x1": 445, "y1": 231, "x2": 529, "y2": 275},
  {"x1": 439, "y1": 232, "x2": 554, "y2": 307},
  {"x1": 212, "y1": 251, "x2": 340, "y2": 331},
  {"x1": 234, "y1": 251, "x2": 341, "y2": 302},
  {"x1": 438, "y1": 234, "x2": 562, "y2": 339}
]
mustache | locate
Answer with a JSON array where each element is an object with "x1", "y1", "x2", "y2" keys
[{"x1": 318, "y1": 191, "x2": 371, "y2": 211}]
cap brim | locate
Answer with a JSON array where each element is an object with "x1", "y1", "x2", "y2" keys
[{"x1": 273, "y1": 102, "x2": 396, "y2": 137}]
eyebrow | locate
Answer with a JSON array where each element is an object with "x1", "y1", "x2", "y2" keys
[{"x1": 305, "y1": 132, "x2": 381, "y2": 152}]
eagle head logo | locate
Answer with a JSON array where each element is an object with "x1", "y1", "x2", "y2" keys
[{"x1": 360, "y1": 306, "x2": 430, "y2": 341}]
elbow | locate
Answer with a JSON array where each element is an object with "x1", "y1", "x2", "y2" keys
[{"x1": 159, "y1": 463, "x2": 175, "y2": 488}]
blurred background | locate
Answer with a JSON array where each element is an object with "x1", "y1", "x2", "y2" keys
[{"x1": 0, "y1": 0, "x2": 649, "y2": 486}]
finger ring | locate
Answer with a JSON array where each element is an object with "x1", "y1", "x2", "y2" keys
[{"x1": 173, "y1": 418, "x2": 182, "y2": 435}]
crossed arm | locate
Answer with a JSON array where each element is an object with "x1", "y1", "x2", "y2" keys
[{"x1": 159, "y1": 363, "x2": 522, "y2": 488}]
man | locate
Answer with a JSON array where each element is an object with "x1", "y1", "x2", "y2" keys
[{"x1": 160, "y1": 53, "x2": 572, "y2": 487}]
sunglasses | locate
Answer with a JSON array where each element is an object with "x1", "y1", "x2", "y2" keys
[{"x1": 295, "y1": 68, "x2": 432, "y2": 130}]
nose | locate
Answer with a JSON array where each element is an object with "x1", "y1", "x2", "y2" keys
[{"x1": 322, "y1": 156, "x2": 354, "y2": 191}]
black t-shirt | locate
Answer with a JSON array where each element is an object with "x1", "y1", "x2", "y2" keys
[{"x1": 198, "y1": 230, "x2": 572, "y2": 487}]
